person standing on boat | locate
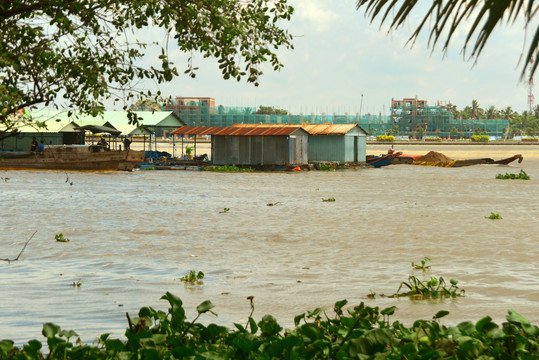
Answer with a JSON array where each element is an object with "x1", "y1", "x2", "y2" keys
[
  {"x1": 99, "y1": 137, "x2": 109, "y2": 150},
  {"x1": 123, "y1": 137, "x2": 131, "y2": 150},
  {"x1": 30, "y1": 137, "x2": 38, "y2": 153},
  {"x1": 37, "y1": 140, "x2": 45, "y2": 155},
  {"x1": 388, "y1": 144, "x2": 395, "y2": 154}
]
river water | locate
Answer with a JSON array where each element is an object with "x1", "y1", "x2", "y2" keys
[{"x1": 1, "y1": 144, "x2": 538, "y2": 345}]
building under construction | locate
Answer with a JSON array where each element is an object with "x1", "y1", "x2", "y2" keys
[
  {"x1": 162, "y1": 96, "x2": 509, "y2": 137},
  {"x1": 390, "y1": 97, "x2": 509, "y2": 137}
]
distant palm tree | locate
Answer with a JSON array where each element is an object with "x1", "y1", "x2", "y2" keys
[
  {"x1": 534, "y1": 105, "x2": 539, "y2": 118},
  {"x1": 501, "y1": 106, "x2": 515, "y2": 121},
  {"x1": 462, "y1": 106, "x2": 472, "y2": 120},
  {"x1": 485, "y1": 105, "x2": 498, "y2": 119},
  {"x1": 471, "y1": 100, "x2": 483, "y2": 120}
]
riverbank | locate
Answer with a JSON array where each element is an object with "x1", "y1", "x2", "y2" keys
[{"x1": 368, "y1": 140, "x2": 539, "y2": 145}]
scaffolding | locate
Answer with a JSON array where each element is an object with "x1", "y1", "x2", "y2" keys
[
  {"x1": 171, "y1": 104, "x2": 508, "y2": 137},
  {"x1": 390, "y1": 98, "x2": 509, "y2": 137},
  {"x1": 173, "y1": 106, "x2": 393, "y2": 134}
]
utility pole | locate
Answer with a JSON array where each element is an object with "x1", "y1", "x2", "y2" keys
[{"x1": 528, "y1": 56, "x2": 534, "y2": 113}]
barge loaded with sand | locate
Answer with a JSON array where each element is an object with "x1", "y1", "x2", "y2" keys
[
  {"x1": 394, "y1": 151, "x2": 523, "y2": 167},
  {"x1": 0, "y1": 145, "x2": 146, "y2": 171}
]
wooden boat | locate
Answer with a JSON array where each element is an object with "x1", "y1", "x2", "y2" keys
[
  {"x1": 366, "y1": 152, "x2": 402, "y2": 167},
  {"x1": 0, "y1": 145, "x2": 146, "y2": 171},
  {"x1": 490, "y1": 154, "x2": 523, "y2": 165},
  {"x1": 395, "y1": 152, "x2": 523, "y2": 167}
]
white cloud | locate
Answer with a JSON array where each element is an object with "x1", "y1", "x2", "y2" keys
[
  {"x1": 293, "y1": 1, "x2": 340, "y2": 32},
  {"x1": 109, "y1": 0, "x2": 535, "y2": 114}
]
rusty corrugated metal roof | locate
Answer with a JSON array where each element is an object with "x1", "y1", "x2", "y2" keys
[
  {"x1": 301, "y1": 124, "x2": 359, "y2": 135},
  {"x1": 170, "y1": 125, "x2": 305, "y2": 136},
  {"x1": 232, "y1": 123, "x2": 363, "y2": 135}
]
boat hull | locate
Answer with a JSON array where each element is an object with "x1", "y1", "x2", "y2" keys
[
  {"x1": 0, "y1": 146, "x2": 145, "y2": 171},
  {"x1": 366, "y1": 152, "x2": 401, "y2": 167}
]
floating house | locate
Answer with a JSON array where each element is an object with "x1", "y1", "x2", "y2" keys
[
  {"x1": 302, "y1": 124, "x2": 367, "y2": 163},
  {"x1": 232, "y1": 124, "x2": 367, "y2": 163},
  {"x1": 0, "y1": 111, "x2": 82, "y2": 151},
  {"x1": 170, "y1": 126, "x2": 309, "y2": 166},
  {"x1": 1, "y1": 111, "x2": 184, "y2": 151}
]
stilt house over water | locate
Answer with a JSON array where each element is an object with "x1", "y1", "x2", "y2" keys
[
  {"x1": 231, "y1": 124, "x2": 367, "y2": 163},
  {"x1": 170, "y1": 125, "x2": 309, "y2": 166},
  {"x1": 302, "y1": 124, "x2": 367, "y2": 163}
]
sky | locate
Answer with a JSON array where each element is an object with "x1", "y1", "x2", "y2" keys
[{"x1": 125, "y1": 0, "x2": 536, "y2": 115}]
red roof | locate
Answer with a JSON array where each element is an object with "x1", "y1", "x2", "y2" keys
[
  {"x1": 170, "y1": 126, "x2": 305, "y2": 136},
  {"x1": 171, "y1": 124, "x2": 366, "y2": 136}
]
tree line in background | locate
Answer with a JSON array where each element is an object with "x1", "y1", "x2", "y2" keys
[{"x1": 447, "y1": 99, "x2": 539, "y2": 137}]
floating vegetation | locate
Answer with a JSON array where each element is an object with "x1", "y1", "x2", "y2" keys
[
  {"x1": 181, "y1": 270, "x2": 204, "y2": 284},
  {"x1": 485, "y1": 212, "x2": 503, "y2": 220},
  {"x1": 219, "y1": 208, "x2": 230, "y2": 213},
  {"x1": 411, "y1": 257, "x2": 431, "y2": 271},
  {"x1": 71, "y1": 280, "x2": 81, "y2": 287},
  {"x1": 1, "y1": 292, "x2": 537, "y2": 359},
  {"x1": 322, "y1": 197, "x2": 335, "y2": 202},
  {"x1": 496, "y1": 169, "x2": 530, "y2": 180},
  {"x1": 55, "y1": 233, "x2": 69, "y2": 242},
  {"x1": 394, "y1": 275, "x2": 465, "y2": 299},
  {"x1": 266, "y1": 202, "x2": 282, "y2": 206},
  {"x1": 204, "y1": 164, "x2": 255, "y2": 172},
  {"x1": 140, "y1": 166, "x2": 156, "y2": 171},
  {"x1": 318, "y1": 164, "x2": 334, "y2": 171}
]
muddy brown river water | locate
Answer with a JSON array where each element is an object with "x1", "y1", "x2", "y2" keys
[{"x1": 1, "y1": 144, "x2": 538, "y2": 345}]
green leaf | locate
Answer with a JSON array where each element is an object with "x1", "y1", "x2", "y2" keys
[
  {"x1": 234, "y1": 323, "x2": 246, "y2": 332},
  {"x1": 248, "y1": 317, "x2": 258, "y2": 334},
  {"x1": 475, "y1": 316, "x2": 493, "y2": 332},
  {"x1": 294, "y1": 313, "x2": 305, "y2": 326},
  {"x1": 161, "y1": 292, "x2": 183, "y2": 312},
  {"x1": 172, "y1": 346, "x2": 195, "y2": 358},
  {"x1": 23, "y1": 340, "x2": 42, "y2": 356},
  {"x1": 196, "y1": 300, "x2": 215, "y2": 314},
  {"x1": 258, "y1": 315, "x2": 282, "y2": 337},
  {"x1": 105, "y1": 339, "x2": 125, "y2": 352},
  {"x1": 433, "y1": 310, "x2": 450, "y2": 320},
  {"x1": 42, "y1": 323, "x2": 61, "y2": 338},
  {"x1": 59, "y1": 329, "x2": 78, "y2": 339},
  {"x1": 381, "y1": 306, "x2": 397, "y2": 316},
  {"x1": 299, "y1": 323, "x2": 322, "y2": 342},
  {"x1": 0, "y1": 340, "x2": 14, "y2": 354}
]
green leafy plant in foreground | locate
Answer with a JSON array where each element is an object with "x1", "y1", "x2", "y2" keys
[
  {"x1": 180, "y1": 270, "x2": 204, "y2": 283},
  {"x1": 54, "y1": 233, "x2": 69, "y2": 243},
  {"x1": 1, "y1": 292, "x2": 537, "y2": 359},
  {"x1": 485, "y1": 212, "x2": 503, "y2": 220},
  {"x1": 496, "y1": 169, "x2": 530, "y2": 180}
]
